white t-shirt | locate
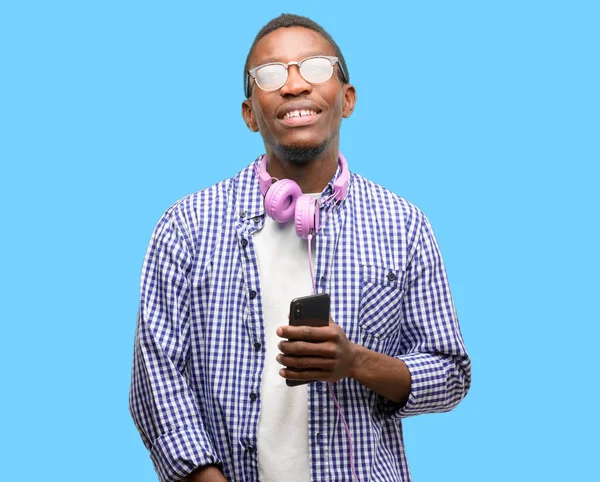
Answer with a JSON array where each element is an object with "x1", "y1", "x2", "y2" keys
[{"x1": 254, "y1": 212, "x2": 316, "y2": 482}]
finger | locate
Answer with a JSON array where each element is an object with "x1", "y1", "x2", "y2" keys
[
  {"x1": 276, "y1": 354, "x2": 336, "y2": 371},
  {"x1": 278, "y1": 340, "x2": 339, "y2": 358},
  {"x1": 278, "y1": 324, "x2": 336, "y2": 342},
  {"x1": 279, "y1": 367, "x2": 331, "y2": 382}
]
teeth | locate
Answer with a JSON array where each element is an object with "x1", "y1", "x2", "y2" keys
[{"x1": 283, "y1": 109, "x2": 318, "y2": 120}]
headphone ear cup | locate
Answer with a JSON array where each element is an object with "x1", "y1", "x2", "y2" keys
[
  {"x1": 295, "y1": 195, "x2": 320, "y2": 240},
  {"x1": 264, "y1": 179, "x2": 302, "y2": 223}
]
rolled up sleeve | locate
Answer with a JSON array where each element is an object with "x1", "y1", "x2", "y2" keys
[
  {"x1": 393, "y1": 215, "x2": 471, "y2": 418},
  {"x1": 129, "y1": 210, "x2": 220, "y2": 482}
]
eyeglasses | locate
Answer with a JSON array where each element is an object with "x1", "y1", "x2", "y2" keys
[{"x1": 245, "y1": 56, "x2": 347, "y2": 98}]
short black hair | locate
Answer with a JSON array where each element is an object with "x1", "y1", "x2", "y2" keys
[{"x1": 244, "y1": 13, "x2": 350, "y2": 98}]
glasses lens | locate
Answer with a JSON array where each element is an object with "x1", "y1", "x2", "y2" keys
[
  {"x1": 300, "y1": 57, "x2": 334, "y2": 84},
  {"x1": 255, "y1": 64, "x2": 287, "y2": 91}
]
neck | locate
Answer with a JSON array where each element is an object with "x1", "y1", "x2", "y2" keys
[{"x1": 264, "y1": 141, "x2": 339, "y2": 193}]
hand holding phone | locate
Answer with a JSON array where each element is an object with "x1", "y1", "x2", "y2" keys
[{"x1": 286, "y1": 293, "x2": 330, "y2": 387}]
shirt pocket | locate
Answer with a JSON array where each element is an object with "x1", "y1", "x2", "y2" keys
[{"x1": 358, "y1": 265, "x2": 406, "y2": 356}]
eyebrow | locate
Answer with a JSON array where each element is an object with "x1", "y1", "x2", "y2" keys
[{"x1": 252, "y1": 51, "x2": 328, "y2": 67}]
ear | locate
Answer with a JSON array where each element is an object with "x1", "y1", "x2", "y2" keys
[
  {"x1": 342, "y1": 84, "x2": 357, "y2": 118},
  {"x1": 242, "y1": 99, "x2": 259, "y2": 132}
]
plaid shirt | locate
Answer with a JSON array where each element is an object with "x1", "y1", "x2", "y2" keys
[{"x1": 130, "y1": 157, "x2": 471, "y2": 482}]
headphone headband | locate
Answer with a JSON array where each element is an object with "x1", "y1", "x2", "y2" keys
[
  {"x1": 257, "y1": 153, "x2": 350, "y2": 240},
  {"x1": 333, "y1": 152, "x2": 349, "y2": 201},
  {"x1": 258, "y1": 153, "x2": 350, "y2": 200}
]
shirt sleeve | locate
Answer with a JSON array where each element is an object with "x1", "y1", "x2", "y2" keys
[
  {"x1": 129, "y1": 210, "x2": 221, "y2": 482},
  {"x1": 391, "y1": 215, "x2": 472, "y2": 418}
]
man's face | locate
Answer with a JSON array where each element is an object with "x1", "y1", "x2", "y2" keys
[{"x1": 242, "y1": 27, "x2": 356, "y2": 160}]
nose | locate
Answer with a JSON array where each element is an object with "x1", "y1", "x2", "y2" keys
[{"x1": 279, "y1": 65, "x2": 312, "y2": 97}]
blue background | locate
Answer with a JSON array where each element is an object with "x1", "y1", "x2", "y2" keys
[{"x1": 1, "y1": 1, "x2": 598, "y2": 480}]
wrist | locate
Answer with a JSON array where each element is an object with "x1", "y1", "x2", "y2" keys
[
  {"x1": 182, "y1": 465, "x2": 225, "y2": 482},
  {"x1": 347, "y1": 342, "x2": 366, "y2": 380}
]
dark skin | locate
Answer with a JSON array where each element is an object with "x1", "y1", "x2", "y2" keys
[
  {"x1": 182, "y1": 466, "x2": 225, "y2": 482},
  {"x1": 242, "y1": 26, "x2": 355, "y2": 193},
  {"x1": 276, "y1": 318, "x2": 411, "y2": 403},
  {"x1": 186, "y1": 26, "x2": 411, "y2": 482}
]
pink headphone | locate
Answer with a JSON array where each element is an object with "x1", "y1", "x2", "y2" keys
[{"x1": 258, "y1": 152, "x2": 350, "y2": 240}]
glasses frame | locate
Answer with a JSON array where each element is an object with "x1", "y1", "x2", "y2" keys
[{"x1": 245, "y1": 55, "x2": 348, "y2": 98}]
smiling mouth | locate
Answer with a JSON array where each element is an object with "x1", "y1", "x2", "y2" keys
[{"x1": 282, "y1": 109, "x2": 320, "y2": 120}]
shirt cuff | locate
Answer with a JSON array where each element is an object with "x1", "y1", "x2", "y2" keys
[
  {"x1": 150, "y1": 427, "x2": 221, "y2": 482},
  {"x1": 385, "y1": 352, "x2": 451, "y2": 419}
]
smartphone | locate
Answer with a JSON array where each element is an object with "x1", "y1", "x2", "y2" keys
[{"x1": 286, "y1": 293, "x2": 330, "y2": 387}]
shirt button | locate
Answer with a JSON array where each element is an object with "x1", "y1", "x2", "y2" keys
[
  {"x1": 247, "y1": 445, "x2": 255, "y2": 453},
  {"x1": 253, "y1": 217, "x2": 260, "y2": 224},
  {"x1": 387, "y1": 271, "x2": 397, "y2": 281},
  {"x1": 240, "y1": 238, "x2": 248, "y2": 248},
  {"x1": 240, "y1": 210, "x2": 247, "y2": 218},
  {"x1": 254, "y1": 342, "x2": 261, "y2": 351},
  {"x1": 249, "y1": 290, "x2": 257, "y2": 300},
  {"x1": 249, "y1": 392, "x2": 257, "y2": 401}
]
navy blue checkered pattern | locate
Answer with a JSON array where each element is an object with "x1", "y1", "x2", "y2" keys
[{"x1": 130, "y1": 158, "x2": 471, "y2": 482}]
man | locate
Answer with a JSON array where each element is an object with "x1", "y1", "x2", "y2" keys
[{"x1": 130, "y1": 13, "x2": 471, "y2": 482}]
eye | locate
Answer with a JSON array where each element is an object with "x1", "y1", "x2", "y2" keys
[
  {"x1": 300, "y1": 58, "x2": 333, "y2": 82},
  {"x1": 264, "y1": 70, "x2": 280, "y2": 80},
  {"x1": 303, "y1": 62, "x2": 323, "y2": 73},
  {"x1": 256, "y1": 66, "x2": 286, "y2": 86}
]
